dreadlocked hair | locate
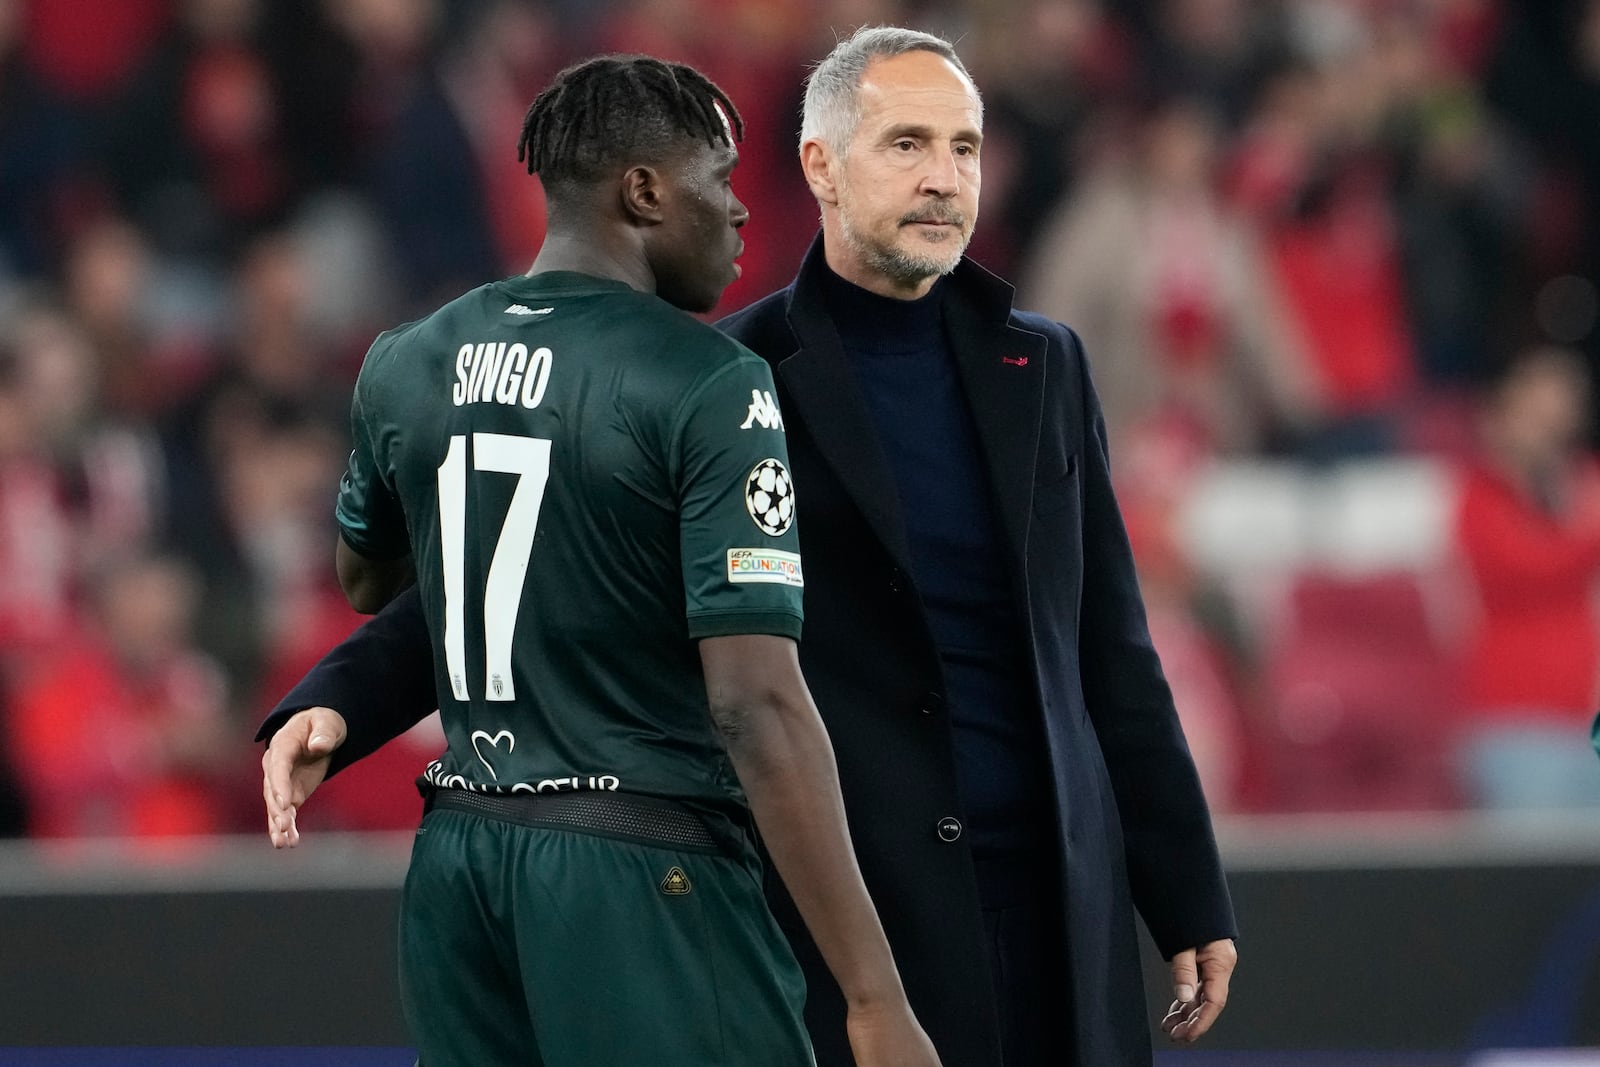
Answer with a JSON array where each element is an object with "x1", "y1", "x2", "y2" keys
[{"x1": 517, "y1": 54, "x2": 744, "y2": 190}]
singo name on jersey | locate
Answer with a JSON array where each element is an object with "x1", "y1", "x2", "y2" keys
[{"x1": 453, "y1": 342, "x2": 554, "y2": 408}]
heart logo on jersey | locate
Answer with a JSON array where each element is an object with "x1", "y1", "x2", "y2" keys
[{"x1": 470, "y1": 730, "x2": 516, "y2": 780}]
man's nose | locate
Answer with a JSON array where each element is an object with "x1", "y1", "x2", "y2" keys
[{"x1": 920, "y1": 146, "x2": 961, "y2": 198}]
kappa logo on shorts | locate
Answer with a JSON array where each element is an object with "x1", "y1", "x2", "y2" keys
[{"x1": 660, "y1": 866, "x2": 692, "y2": 896}]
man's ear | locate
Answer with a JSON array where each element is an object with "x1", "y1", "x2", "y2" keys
[
  {"x1": 621, "y1": 164, "x2": 666, "y2": 225},
  {"x1": 800, "y1": 139, "x2": 838, "y2": 206}
]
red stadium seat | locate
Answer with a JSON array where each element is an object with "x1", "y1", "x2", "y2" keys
[{"x1": 1254, "y1": 570, "x2": 1464, "y2": 812}]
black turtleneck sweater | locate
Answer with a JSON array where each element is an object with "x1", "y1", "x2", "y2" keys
[{"x1": 821, "y1": 268, "x2": 1051, "y2": 865}]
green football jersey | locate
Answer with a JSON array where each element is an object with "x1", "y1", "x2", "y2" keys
[{"x1": 337, "y1": 271, "x2": 803, "y2": 820}]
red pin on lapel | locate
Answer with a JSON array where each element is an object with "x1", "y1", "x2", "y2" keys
[{"x1": 1002, "y1": 355, "x2": 1029, "y2": 367}]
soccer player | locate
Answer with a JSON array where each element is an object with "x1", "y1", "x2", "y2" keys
[{"x1": 305, "y1": 54, "x2": 939, "y2": 1067}]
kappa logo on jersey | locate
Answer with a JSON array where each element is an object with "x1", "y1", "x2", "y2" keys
[
  {"x1": 503, "y1": 303, "x2": 554, "y2": 316},
  {"x1": 744, "y1": 458, "x2": 795, "y2": 535},
  {"x1": 727, "y1": 548, "x2": 804, "y2": 587},
  {"x1": 739, "y1": 389, "x2": 784, "y2": 431},
  {"x1": 660, "y1": 866, "x2": 692, "y2": 895}
]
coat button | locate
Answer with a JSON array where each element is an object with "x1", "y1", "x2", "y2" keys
[
  {"x1": 887, "y1": 568, "x2": 904, "y2": 594},
  {"x1": 936, "y1": 817, "x2": 963, "y2": 843},
  {"x1": 919, "y1": 692, "x2": 943, "y2": 716}
]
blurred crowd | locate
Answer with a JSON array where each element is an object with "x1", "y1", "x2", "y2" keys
[{"x1": 2, "y1": 0, "x2": 1599, "y2": 839}]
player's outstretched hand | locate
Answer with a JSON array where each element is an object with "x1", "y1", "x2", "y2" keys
[
  {"x1": 845, "y1": 998, "x2": 943, "y2": 1066},
  {"x1": 1161, "y1": 937, "x2": 1237, "y2": 1043},
  {"x1": 262, "y1": 707, "x2": 348, "y2": 849}
]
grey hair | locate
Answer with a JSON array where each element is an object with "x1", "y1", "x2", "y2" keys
[{"x1": 799, "y1": 25, "x2": 980, "y2": 154}]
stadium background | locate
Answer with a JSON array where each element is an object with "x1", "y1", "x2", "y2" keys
[{"x1": 0, "y1": 0, "x2": 1598, "y2": 1062}]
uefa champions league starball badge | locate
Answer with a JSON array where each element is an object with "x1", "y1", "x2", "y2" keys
[{"x1": 745, "y1": 458, "x2": 795, "y2": 536}]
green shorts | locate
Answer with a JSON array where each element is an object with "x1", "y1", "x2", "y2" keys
[{"x1": 398, "y1": 795, "x2": 813, "y2": 1067}]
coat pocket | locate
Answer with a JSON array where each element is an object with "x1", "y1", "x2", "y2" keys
[{"x1": 1032, "y1": 454, "x2": 1079, "y2": 516}]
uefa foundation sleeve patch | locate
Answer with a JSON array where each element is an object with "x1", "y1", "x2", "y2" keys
[{"x1": 727, "y1": 548, "x2": 804, "y2": 586}]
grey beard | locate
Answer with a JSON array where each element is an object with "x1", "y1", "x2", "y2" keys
[{"x1": 842, "y1": 222, "x2": 966, "y2": 287}]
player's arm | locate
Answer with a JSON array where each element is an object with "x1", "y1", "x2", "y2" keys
[
  {"x1": 336, "y1": 535, "x2": 414, "y2": 614},
  {"x1": 700, "y1": 634, "x2": 941, "y2": 1067},
  {"x1": 336, "y1": 357, "x2": 415, "y2": 614}
]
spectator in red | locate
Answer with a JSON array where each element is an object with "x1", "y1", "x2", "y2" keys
[
  {"x1": 5, "y1": 552, "x2": 237, "y2": 837},
  {"x1": 1228, "y1": 39, "x2": 1422, "y2": 458},
  {"x1": 1453, "y1": 344, "x2": 1600, "y2": 808},
  {"x1": 1022, "y1": 91, "x2": 1323, "y2": 458}
]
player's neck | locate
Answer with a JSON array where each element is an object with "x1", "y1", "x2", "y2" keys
[{"x1": 526, "y1": 234, "x2": 651, "y2": 295}]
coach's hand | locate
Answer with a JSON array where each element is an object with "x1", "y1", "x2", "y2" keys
[
  {"x1": 262, "y1": 706, "x2": 348, "y2": 849},
  {"x1": 846, "y1": 997, "x2": 942, "y2": 1066},
  {"x1": 1162, "y1": 937, "x2": 1236, "y2": 1042}
]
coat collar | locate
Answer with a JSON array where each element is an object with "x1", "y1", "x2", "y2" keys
[
  {"x1": 774, "y1": 236, "x2": 914, "y2": 568},
  {"x1": 774, "y1": 234, "x2": 1047, "y2": 573}
]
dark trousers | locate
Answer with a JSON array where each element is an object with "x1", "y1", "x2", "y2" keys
[{"x1": 976, "y1": 854, "x2": 1072, "y2": 1067}]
